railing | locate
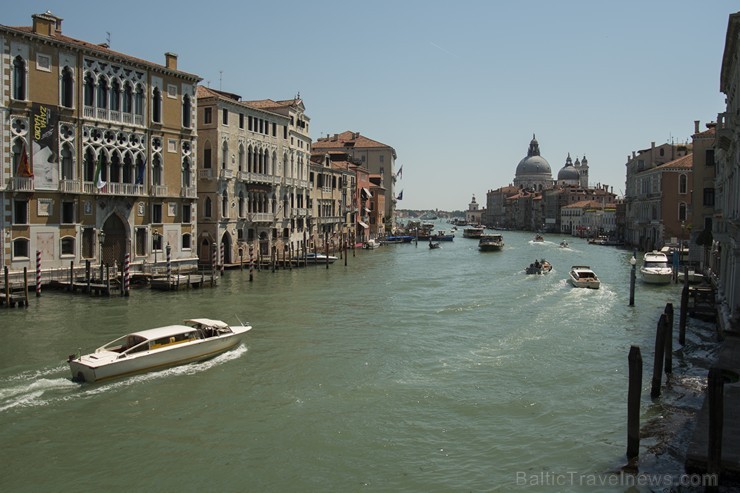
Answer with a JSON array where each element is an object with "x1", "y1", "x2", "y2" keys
[
  {"x1": 237, "y1": 171, "x2": 277, "y2": 184},
  {"x1": 181, "y1": 186, "x2": 197, "y2": 198},
  {"x1": 59, "y1": 180, "x2": 81, "y2": 193},
  {"x1": 83, "y1": 105, "x2": 145, "y2": 127},
  {"x1": 198, "y1": 169, "x2": 213, "y2": 179},
  {"x1": 10, "y1": 177, "x2": 34, "y2": 191},
  {"x1": 150, "y1": 185, "x2": 168, "y2": 197},
  {"x1": 249, "y1": 213, "x2": 274, "y2": 223},
  {"x1": 219, "y1": 169, "x2": 233, "y2": 180}
]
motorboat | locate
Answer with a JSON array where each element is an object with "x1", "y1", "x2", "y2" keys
[
  {"x1": 588, "y1": 235, "x2": 609, "y2": 245},
  {"x1": 363, "y1": 239, "x2": 380, "y2": 249},
  {"x1": 568, "y1": 265, "x2": 600, "y2": 289},
  {"x1": 559, "y1": 240, "x2": 569, "y2": 248},
  {"x1": 301, "y1": 252, "x2": 338, "y2": 263},
  {"x1": 478, "y1": 234, "x2": 504, "y2": 252},
  {"x1": 526, "y1": 259, "x2": 552, "y2": 275},
  {"x1": 463, "y1": 227, "x2": 485, "y2": 239},
  {"x1": 640, "y1": 250, "x2": 673, "y2": 284},
  {"x1": 533, "y1": 234, "x2": 544, "y2": 242},
  {"x1": 68, "y1": 318, "x2": 252, "y2": 383},
  {"x1": 677, "y1": 269, "x2": 705, "y2": 284},
  {"x1": 431, "y1": 230, "x2": 455, "y2": 241},
  {"x1": 428, "y1": 241, "x2": 441, "y2": 249}
]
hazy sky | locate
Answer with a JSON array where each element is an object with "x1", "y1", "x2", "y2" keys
[{"x1": 5, "y1": 1, "x2": 736, "y2": 210}]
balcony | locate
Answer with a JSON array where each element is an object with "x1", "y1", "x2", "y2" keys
[
  {"x1": 238, "y1": 171, "x2": 277, "y2": 185},
  {"x1": 248, "y1": 212, "x2": 275, "y2": 223},
  {"x1": 150, "y1": 185, "x2": 168, "y2": 197},
  {"x1": 83, "y1": 105, "x2": 145, "y2": 128},
  {"x1": 10, "y1": 176, "x2": 34, "y2": 191},
  {"x1": 59, "y1": 180, "x2": 82, "y2": 193},
  {"x1": 198, "y1": 169, "x2": 214, "y2": 180},
  {"x1": 181, "y1": 186, "x2": 197, "y2": 199},
  {"x1": 219, "y1": 169, "x2": 234, "y2": 180}
]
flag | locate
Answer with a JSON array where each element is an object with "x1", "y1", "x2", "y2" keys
[
  {"x1": 396, "y1": 189, "x2": 403, "y2": 200},
  {"x1": 395, "y1": 165, "x2": 403, "y2": 179},
  {"x1": 94, "y1": 153, "x2": 106, "y2": 190},
  {"x1": 16, "y1": 142, "x2": 33, "y2": 177}
]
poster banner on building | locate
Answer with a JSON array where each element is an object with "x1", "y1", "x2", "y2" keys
[{"x1": 31, "y1": 103, "x2": 59, "y2": 190}]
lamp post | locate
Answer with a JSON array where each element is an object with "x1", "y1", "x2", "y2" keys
[{"x1": 99, "y1": 230, "x2": 106, "y2": 281}]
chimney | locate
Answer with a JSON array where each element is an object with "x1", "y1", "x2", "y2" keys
[
  {"x1": 32, "y1": 11, "x2": 62, "y2": 36},
  {"x1": 165, "y1": 52, "x2": 178, "y2": 70},
  {"x1": 694, "y1": 120, "x2": 700, "y2": 134}
]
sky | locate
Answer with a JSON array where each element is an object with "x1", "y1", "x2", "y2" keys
[{"x1": 4, "y1": 1, "x2": 737, "y2": 211}]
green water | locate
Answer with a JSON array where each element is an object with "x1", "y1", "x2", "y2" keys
[{"x1": 0, "y1": 231, "x2": 702, "y2": 492}]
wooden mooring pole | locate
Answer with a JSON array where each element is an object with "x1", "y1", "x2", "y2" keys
[
  {"x1": 664, "y1": 303, "x2": 674, "y2": 375},
  {"x1": 651, "y1": 314, "x2": 668, "y2": 398},
  {"x1": 679, "y1": 266, "x2": 689, "y2": 345},
  {"x1": 629, "y1": 249, "x2": 637, "y2": 307},
  {"x1": 627, "y1": 345, "x2": 643, "y2": 460},
  {"x1": 707, "y1": 367, "x2": 724, "y2": 491}
]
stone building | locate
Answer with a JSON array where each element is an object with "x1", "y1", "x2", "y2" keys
[
  {"x1": 1, "y1": 12, "x2": 201, "y2": 272},
  {"x1": 195, "y1": 86, "x2": 310, "y2": 265},
  {"x1": 513, "y1": 135, "x2": 553, "y2": 191}
]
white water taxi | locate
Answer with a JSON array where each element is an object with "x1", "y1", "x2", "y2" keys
[
  {"x1": 68, "y1": 318, "x2": 252, "y2": 383},
  {"x1": 640, "y1": 250, "x2": 673, "y2": 284},
  {"x1": 478, "y1": 234, "x2": 504, "y2": 251},
  {"x1": 568, "y1": 266, "x2": 600, "y2": 289}
]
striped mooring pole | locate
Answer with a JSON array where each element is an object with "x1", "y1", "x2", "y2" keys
[
  {"x1": 123, "y1": 252, "x2": 130, "y2": 296},
  {"x1": 220, "y1": 242, "x2": 225, "y2": 273},
  {"x1": 35, "y1": 250, "x2": 41, "y2": 297}
]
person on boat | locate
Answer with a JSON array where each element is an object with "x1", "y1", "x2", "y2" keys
[{"x1": 534, "y1": 260, "x2": 540, "y2": 268}]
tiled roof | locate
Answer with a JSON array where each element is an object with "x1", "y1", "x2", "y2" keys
[
  {"x1": 655, "y1": 153, "x2": 693, "y2": 170},
  {"x1": 314, "y1": 130, "x2": 392, "y2": 150},
  {"x1": 2, "y1": 24, "x2": 200, "y2": 81}
]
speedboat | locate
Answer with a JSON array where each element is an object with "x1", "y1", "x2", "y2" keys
[
  {"x1": 526, "y1": 259, "x2": 552, "y2": 275},
  {"x1": 568, "y1": 265, "x2": 600, "y2": 289},
  {"x1": 559, "y1": 240, "x2": 569, "y2": 248},
  {"x1": 478, "y1": 234, "x2": 504, "y2": 251},
  {"x1": 533, "y1": 234, "x2": 544, "y2": 242},
  {"x1": 363, "y1": 239, "x2": 380, "y2": 249},
  {"x1": 640, "y1": 250, "x2": 673, "y2": 284},
  {"x1": 428, "y1": 241, "x2": 441, "y2": 249},
  {"x1": 301, "y1": 252, "x2": 338, "y2": 263},
  {"x1": 68, "y1": 318, "x2": 252, "y2": 383},
  {"x1": 431, "y1": 230, "x2": 455, "y2": 241}
]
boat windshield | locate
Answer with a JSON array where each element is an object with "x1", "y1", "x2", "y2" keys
[{"x1": 644, "y1": 261, "x2": 669, "y2": 268}]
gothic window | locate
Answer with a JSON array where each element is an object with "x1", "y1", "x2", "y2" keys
[
  {"x1": 182, "y1": 94, "x2": 192, "y2": 128},
  {"x1": 61, "y1": 144, "x2": 74, "y2": 180},
  {"x1": 679, "y1": 202, "x2": 688, "y2": 222},
  {"x1": 204, "y1": 197, "x2": 212, "y2": 218},
  {"x1": 134, "y1": 85, "x2": 144, "y2": 116},
  {"x1": 97, "y1": 77, "x2": 109, "y2": 109},
  {"x1": 122, "y1": 82, "x2": 133, "y2": 113},
  {"x1": 84, "y1": 73, "x2": 95, "y2": 106},
  {"x1": 123, "y1": 153, "x2": 134, "y2": 184},
  {"x1": 61, "y1": 67, "x2": 74, "y2": 108},
  {"x1": 203, "y1": 142, "x2": 212, "y2": 169},
  {"x1": 238, "y1": 144, "x2": 245, "y2": 172},
  {"x1": 152, "y1": 87, "x2": 162, "y2": 123},
  {"x1": 12, "y1": 56, "x2": 26, "y2": 100},
  {"x1": 152, "y1": 155, "x2": 162, "y2": 186},
  {"x1": 182, "y1": 157, "x2": 192, "y2": 187},
  {"x1": 83, "y1": 148, "x2": 96, "y2": 181},
  {"x1": 239, "y1": 191, "x2": 245, "y2": 217},
  {"x1": 135, "y1": 155, "x2": 145, "y2": 185},
  {"x1": 679, "y1": 174, "x2": 688, "y2": 194},
  {"x1": 222, "y1": 141, "x2": 228, "y2": 169},
  {"x1": 110, "y1": 79, "x2": 121, "y2": 112}
]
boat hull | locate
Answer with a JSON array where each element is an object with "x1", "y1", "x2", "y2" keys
[
  {"x1": 640, "y1": 269, "x2": 673, "y2": 284},
  {"x1": 69, "y1": 331, "x2": 246, "y2": 383}
]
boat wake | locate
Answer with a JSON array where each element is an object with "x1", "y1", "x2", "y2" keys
[{"x1": 0, "y1": 345, "x2": 248, "y2": 413}]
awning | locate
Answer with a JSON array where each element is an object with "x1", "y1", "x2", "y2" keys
[
  {"x1": 362, "y1": 187, "x2": 373, "y2": 198},
  {"x1": 358, "y1": 221, "x2": 369, "y2": 229}
]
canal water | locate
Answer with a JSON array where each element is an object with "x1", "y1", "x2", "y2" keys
[{"x1": 0, "y1": 230, "x2": 715, "y2": 492}]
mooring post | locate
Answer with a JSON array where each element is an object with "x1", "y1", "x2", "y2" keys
[
  {"x1": 651, "y1": 314, "x2": 667, "y2": 398},
  {"x1": 679, "y1": 269, "x2": 689, "y2": 345},
  {"x1": 344, "y1": 235, "x2": 348, "y2": 267},
  {"x1": 629, "y1": 249, "x2": 637, "y2": 306},
  {"x1": 69, "y1": 260, "x2": 74, "y2": 292},
  {"x1": 35, "y1": 250, "x2": 41, "y2": 297},
  {"x1": 325, "y1": 232, "x2": 329, "y2": 270},
  {"x1": 4, "y1": 266, "x2": 9, "y2": 306},
  {"x1": 707, "y1": 367, "x2": 724, "y2": 491},
  {"x1": 86, "y1": 260, "x2": 91, "y2": 293},
  {"x1": 627, "y1": 345, "x2": 643, "y2": 460},
  {"x1": 664, "y1": 303, "x2": 674, "y2": 374},
  {"x1": 22, "y1": 267, "x2": 29, "y2": 306}
]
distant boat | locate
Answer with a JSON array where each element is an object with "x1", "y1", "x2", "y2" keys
[
  {"x1": 533, "y1": 234, "x2": 544, "y2": 242},
  {"x1": 525, "y1": 259, "x2": 552, "y2": 275},
  {"x1": 363, "y1": 239, "x2": 380, "y2": 249},
  {"x1": 478, "y1": 234, "x2": 504, "y2": 252},
  {"x1": 559, "y1": 240, "x2": 569, "y2": 248},
  {"x1": 300, "y1": 253, "x2": 338, "y2": 264},
  {"x1": 431, "y1": 230, "x2": 454, "y2": 241},
  {"x1": 428, "y1": 240, "x2": 441, "y2": 249},
  {"x1": 463, "y1": 227, "x2": 485, "y2": 239}
]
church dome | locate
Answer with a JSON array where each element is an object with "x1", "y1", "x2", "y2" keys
[
  {"x1": 515, "y1": 135, "x2": 552, "y2": 177},
  {"x1": 557, "y1": 153, "x2": 580, "y2": 181}
]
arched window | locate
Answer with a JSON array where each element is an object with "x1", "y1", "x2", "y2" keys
[
  {"x1": 61, "y1": 237, "x2": 75, "y2": 256},
  {"x1": 122, "y1": 153, "x2": 134, "y2": 184},
  {"x1": 13, "y1": 238, "x2": 29, "y2": 258},
  {"x1": 222, "y1": 191, "x2": 229, "y2": 218},
  {"x1": 204, "y1": 197, "x2": 212, "y2": 218},
  {"x1": 12, "y1": 56, "x2": 26, "y2": 100},
  {"x1": 61, "y1": 67, "x2": 74, "y2": 108},
  {"x1": 61, "y1": 143, "x2": 74, "y2": 180},
  {"x1": 182, "y1": 94, "x2": 192, "y2": 128},
  {"x1": 97, "y1": 77, "x2": 108, "y2": 109},
  {"x1": 135, "y1": 155, "x2": 145, "y2": 185},
  {"x1": 83, "y1": 147, "x2": 96, "y2": 181},
  {"x1": 122, "y1": 82, "x2": 133, "y2": 113},
  {"x1": 181, "y1": 233, "x2": 191, "y2": 250},
  {"x1": 221, "y1": 141, "x2": 228, "y2": 169},
  {"x1": 679, "y1": 202, "x2": 688, "y2": 222},
  {"x1": 110, "y1": 79, "x2": 121, "y2": 112},
  {"x1": 84, "y1": 73, "x2": 95, "y2": 106},
  {"x1": 679, "y1": 174, "x2": 688, "y2": 194},
  {"x1": 238, "y1": 144, "x2": 245, "y2": 172},
  {"x1": 152, "y1": 87, "x2": 162, "y2": 123},
  {"x1": 182, "y1": 157, "x2": 192, "y2": 188},
  {"x1": 152, "y1": 154, "x2": 162, "y2": 186},
  {"x1": 134, "y1": 85, "x2": 144, "y2": 116},
  {"x1": 239, "y1": 191, "x2": 245, "y2": 218},
  {"x1": 110, "y1": 152, "x2": 122, "y2": 183}
]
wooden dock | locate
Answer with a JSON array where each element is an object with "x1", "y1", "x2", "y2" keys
[{"x1": 150, "y1": 273, "x2": 218, "y2": 290}]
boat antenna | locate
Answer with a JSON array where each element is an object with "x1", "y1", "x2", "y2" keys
[{"x1": 235, "y1": 314, "x2": 245, "y2": 327}]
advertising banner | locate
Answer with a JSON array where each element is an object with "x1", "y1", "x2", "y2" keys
[{"x1": 31, "y1": 103, "x2": 59, "y2": 191}]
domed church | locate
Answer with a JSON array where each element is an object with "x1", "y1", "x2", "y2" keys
[
  {"x1": 556, "y1": 153, "x2": 590, "y2": 188},
  {"x1": 513, "y1": 134, "x2": 553, "y2": 191}
]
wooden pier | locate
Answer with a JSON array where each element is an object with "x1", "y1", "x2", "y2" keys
[
  {"x1": 150, "y1": 273, "x2": 218, "y2": 291},
  {"x1": 0, "y1": 267, "x2": 29, "y2": 308}
]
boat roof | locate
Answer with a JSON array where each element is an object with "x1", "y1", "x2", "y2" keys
[
  {"x1": 127, "y1": 319, "x2": 231, "y2": 340},
  {"x1": 185, "y1": 318, "x2": 231, "y2": 329},
  {"x1": 645, "y1": 251, "x2": 668, "y2": 259},
  {"x1": 571, "y1": 265, "x2": 593, "y2": 270}
]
